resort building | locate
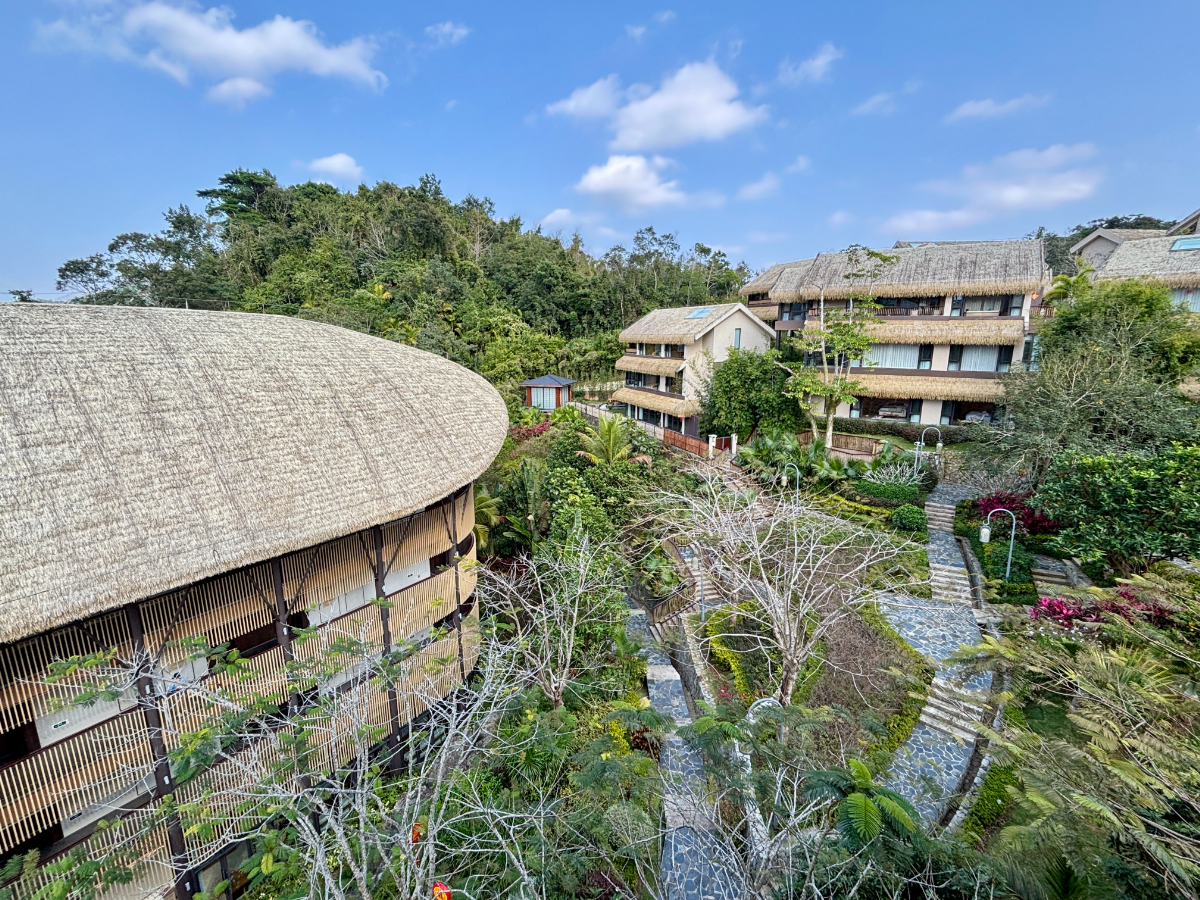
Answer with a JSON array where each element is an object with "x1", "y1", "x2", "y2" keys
[
  {"x1": 741, "y1": 241, "x2": 1050, "y2": 425},
  {"x1": 0, "y1": 304, "x2": 508, "y2": 899},
  {"x1": 519, "y1": 374, "x2": 575, "y2": 411},
  {"x1": 612, "y1": 303, "x2": 774, "y2": 436},
  {"x1": 1093, "y1": 233, "x2": 1200, "y2": 313}
]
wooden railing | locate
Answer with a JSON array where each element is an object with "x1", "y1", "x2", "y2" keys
[
  {"x1": 568, "y1": 401, "x2": 735, "y2": 460},
  {"x1": 798, "y1": 431, "x2": 884, "y2": 455}
]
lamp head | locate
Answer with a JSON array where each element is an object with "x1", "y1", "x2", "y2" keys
[
  {"x1": 980, "y1": 524, "x2": 991, "y2": 544},
  {"x1": 935, "y1": 441, "x2": 944, "y2": 453}
]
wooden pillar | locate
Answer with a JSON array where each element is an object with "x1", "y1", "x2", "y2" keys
[
  {"x1": 373, "y1": 524, "x2": 403, "y2": 768},
  {"x1": 440, "y1": 493, "x2": 468, "y2": 684},
  {"x1": 270, "y1": 559, "x2": 301, "y2": 715},
  {"x1": 124, "y1": 604, "x2": 192, "y2": 900}
]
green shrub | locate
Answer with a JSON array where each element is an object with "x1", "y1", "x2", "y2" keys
[
  {"x1": 961, "y1": 764, "x2": 1017, "y2": 844},
  {"x1": 892, "y1": 504, "x2": 927, "y2": 531},
  {"x1": 856, "y1": 480, "x2": 921, "y2": 503}
]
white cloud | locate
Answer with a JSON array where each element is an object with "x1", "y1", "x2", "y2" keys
[
  {"x1": 207, "y1": 75, "x2": 270, "y2": 107},
  {"x1": 425, "y1": 21, "x2": 469, "y2": 48},
  {"x1": 309, "y1": 153, "x2": 363, "y2": 181},
  {"x1": 777, "y1": 42, "x2": 843, "y2": 86},
  {"x1": 737, "y1": 171, "x2": 780, "y2": 201},
  {"x1": 852, "y1": 92, "x2": 895, "y2": 115},
  {"x1": 785, "y1": 155, "x2": 811, "y2": 173},
  {"x1": 576, "y1": 155, "x2": 688, "y2": 212},
  {"x1": 38, "y1": 2, "x2": 384, "y2": 102},
  {"x1": 546, "y1": 74, "x2": 622, "y2": 119},
  {"x1": 946, "y1": 94, "x2": 1049, "y2": 121},
  {"x1": 625, "y1": 24, "x2": 646, "y2": 39},
  {"x1": 883, "y1": 142, "x2": 1101, "y2": 233},
  {"x1": 548, "y1": 61, "x2": 767, "y2": 151},
  {"x1": 540, "y1": 208, "x2": 579, "y2": 229},
  {"x1": 445, "y1": 99, "x2": 457, "y2": 111},
  {"x1": 828, "y1": 211, "x2": 854, "y2": 227},
  {"x1": 654, "y1": 10, "x2": 676, "y2": 24}
]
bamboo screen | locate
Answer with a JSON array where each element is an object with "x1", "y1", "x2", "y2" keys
[
  {"x1": 282, "y1": 532, "x2": 373, "y2": 616},
  {"x1": 0, "y1": 709, "x2": 155, "y2": 855},
  {"x1": 0, "y1": 611, "x2": 134, "y2": 732},
  {"x1": 141, "y1": 563, "x2": 276, "y2": 670}
]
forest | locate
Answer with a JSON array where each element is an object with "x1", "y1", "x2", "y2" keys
[{"x1": 53, "y1": 170, "x2": 749, "y2": 412}]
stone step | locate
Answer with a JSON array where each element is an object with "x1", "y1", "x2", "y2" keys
[
  {"x1": 1032, "y1": 568, "x2": 1071, "y2": 586},
  {"x1": 918, "y1": 708, "x2": 978, "y2": 742},
  {"x1": 924, "y1": 693, "x2": 985, "y2": 726}
]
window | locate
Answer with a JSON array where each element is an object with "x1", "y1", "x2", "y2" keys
[
  {"x1": 635, "y1": 407, "x2": 661, "y2": 426},
  {"x1": 962, "y1": 345, "x2": 999, "y2": 372},
  {"x1": 1023, "y1": 335, "x2": 1041, "y2": 372},
  {"x1": 1170, "y1": 237, "x2": 1200, "y2": 251},
  {"x1": 733, "y1": 328, "x2": 742, "y2": 349},
  {"x1": 852, "y1": 343, "x2": 920, "y2": 369},
  {"x1": 849, "y1": 398, "x2": 862, "y2": 419},
  {"x1": 529, "y1": 386, "x2": 557, "y2": 410},
  {"x1": 686, "y1": 307, "x2": 714, "y2": 319},
  {"x1": 950, "y1": 296, "x2": 964, "y2": 317},
  {"x1": 948, "y1": 345, "x2": 963, "y2": 370},
  {"x1": 636, "y1": 343, "x2": 647, "y2": 356},
  {"x1": 664, "y1": 414, "x2": 683, "y2": 433},
  {"x1": 624, "y1": 371, "x2": 641, "y2": 388},
  {"x1": 918, "y1": 344, "x2": 933, "y2": 370},
  {"x1": 996, "y1": 345, "x2": 1014, "y2": 373},
  {"x1": 671, "y1": 343, "x2": 686, "y2": 358},
  {"x1": 0, "y1": 721, "x2": 38, "y2": 767},
  {"x1": 663, "y1": 375, "x2": 677, "y2": 394},
  {"x1": 1172, "y1": 287, "x2": 1200, "y2": 313},
  {"x1": 658, "y1": 344, "x2": 668, "y2": 357},
  {"x1": 199, "y1": 842, "x2": 252, "y2": 900},
  {"x1": 229, "y1": 612, "x2": 309, "y2": 660},
  {"x1": 908, "y1": 399, "x2": 923, "y2": 424},
  {"x1": 940, "y1": 400, "x2": 955, "y2": 426},
  {"x1": 779, "y1": 302, "x2": 807, "y2": 322},
  {"x1": 1001, "y1": 294, "x2": 1024, "y2": 317}
]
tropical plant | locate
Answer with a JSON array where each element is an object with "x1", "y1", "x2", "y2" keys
[
  {"x1": 472, "y1": 484, "x2": 502, "y2": 555},
  {"x1": 501, "y1": 457, "x2": 549, "y2": 550},
  {"x1": 575, "y1": 416, "x2": 649, "y2": 466},
  {"x1": 891, "y1": 504, "x2": 927, "y2": 532},
  {"x1": 804, "y1": 759, "x2": 920, "y2": 849}
]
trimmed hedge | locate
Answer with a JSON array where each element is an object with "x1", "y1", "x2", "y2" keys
[
  {"x1": 829, "y1": 416, "x2": 973, "y2": 444},
  {"x1": 893, "y1": 504, "x2": 928, "y2": 532},
  {"x1": 856, "y1": 479, "x2": 921, "y2": 503}
]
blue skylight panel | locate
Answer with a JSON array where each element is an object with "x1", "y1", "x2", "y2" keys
[
  {"x1": 1170, "y1": 237, "x2": 1200, "y2": 251},
  {"x1": 685, "y1": 307, "x2": 714, "y2": 319}
]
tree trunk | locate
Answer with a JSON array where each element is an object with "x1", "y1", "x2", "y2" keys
[
  {"x1": 825, "y1": 395, "x2": 836, "y2": 451},
  {"x1": 776, "y1": 661, "x2": 799, "y2": 707}
]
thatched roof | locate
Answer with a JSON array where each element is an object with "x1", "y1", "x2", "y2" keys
[
  {"x1": 614, "y1": 355, "x2": 686, "y2": 377},
  {"x1": 749, "y1": 304, "x2": 777, "y2": 322},
  {"x1": 1069, "y1": 227, "x2": 1166, "y2": 255},
  {"x1": 618, "y1": 303, "x2": 773, "y2": 344},
  {"x1": 739, "y1": 261, "x2": 809, "y2": 297},
  {"x1": 1167, "y1": 207, "x2": 1200, "y2": 237},
  {"x1": 1094, "y1": 236, "x2": 1200, "y2": 287},
  {"x1": 610, "y1": 387, "x2": 701, "y2": 418},
  {"x1": 0, "y1": 304, "x2": 508, "y2": 645},
  {"x1": 835, "y1": 317, "x2": 1025, "y2": 346},
  {"x1": 770, "y1": 241, "x2": 1047, "y2": 301},
  {"x1": 853, "y1": 373, "x2": 1002, "y2": 402}
]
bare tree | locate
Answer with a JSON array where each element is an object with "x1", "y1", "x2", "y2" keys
[
  {"x1": 652, "y1": 469, "x2": 909, "y2": 705},
  {"x1": 475, "y1": 532, "x2": 628, "y2": 709}
]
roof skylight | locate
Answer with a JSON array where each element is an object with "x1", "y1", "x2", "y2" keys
[
  {"x1": 685, "y1": 307, "x2": 714, "y2": 319},
  {"x1": 1170, "y1": 237, "x2": 1200, "y2": 251}
]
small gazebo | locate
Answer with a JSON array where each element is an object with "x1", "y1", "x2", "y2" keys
[{"x1": 519, "y1": 374, "x2": 575, "y2": 411}]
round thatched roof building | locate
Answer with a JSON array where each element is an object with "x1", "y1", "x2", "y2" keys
[{"x1": 0, "y1": 303, "x2": 508, "y2": 645}]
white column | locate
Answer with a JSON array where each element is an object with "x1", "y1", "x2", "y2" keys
[{"x1": 707, "y1": 434, "x2": 716, "y2": 459}]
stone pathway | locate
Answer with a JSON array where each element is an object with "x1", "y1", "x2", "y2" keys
[
  {"x1": 880, "y1": 482, "x2": 991, "y2": 824},
  {"x1": 627, "y1": 603, "x2": 744, "y2": 900}
]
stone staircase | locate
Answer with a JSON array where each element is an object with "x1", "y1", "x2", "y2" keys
[
  {"x1": 918, "y1": 677, "x2": 987, "y2": 743},
  {"x1": 929, "y1": 564, "x2": 973, "y2": 607},
  {"x1": 924, "y1": 500, "x2": 957, "y2": 533}
]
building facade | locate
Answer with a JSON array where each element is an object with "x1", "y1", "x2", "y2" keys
[
  {"x1": 742, "y1": 241, "x2": 1050, "y2": 425},
  {"x1": 519, "y1": 374, "x2": 575, "y2": 411},
  {"x1": 611, "y1": 303, "x2": 775, "y2": 436},
  {"x1": 0, "y1": 305, "x2": 508, "y2": 900}
]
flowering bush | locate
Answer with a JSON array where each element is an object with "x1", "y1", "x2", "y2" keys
[
  {"x1": 509, "y1": 420, "x2": 550, "y2": 442},
  {"x1": 1029, "y1": 587, "x2": 1178, "y2": 629},
  {"x1": 975, "y1": 492, "x2": 1059, "y2": 536}
]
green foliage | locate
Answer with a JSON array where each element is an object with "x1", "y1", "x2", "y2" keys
[
  {"x1": 698, "y1": 347, "x2": 803, "y2": 440},
  {"x1": 804, "y1": 760, "x2": 921, "y2": 850},
  {"x1": 829, "y1": 416, "x2": 972, "y2": 443},
  {"x1": 858, "y1": 480, "x2": 921, "y2": 504},
  {"x1": 891, "y1": 504, "x2": 927, "y2": 532},
  {"x1": 575, "y1": 415, "x2": 640, "y2": 465},
  {"x1": 1036, "y1": 444, "x2": 1200, "y2": 575},
  {"x1": 545, "y1": 466, "x2": 614, "y2": 544},
  {"x1": 961, "y1": 764, "x2": 1017, "y2": 844}
]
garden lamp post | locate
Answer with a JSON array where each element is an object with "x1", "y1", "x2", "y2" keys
[
  {"x1": 747, "y1": 696, "x2": 784, "y2": 744},
  {"x1": 782, "y1": 462, "x2": 801, "y2": 505},
  {"x1": 980, "y1": 507, "x2": 1017, "y2": 582},
  {"x1": 913, "y1": 426, "x2": 944, "y2": 478}
]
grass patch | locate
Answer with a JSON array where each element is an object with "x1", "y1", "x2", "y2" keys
[{"x1": 961, "y1": 763, "x2": 1017, "y2": 846}]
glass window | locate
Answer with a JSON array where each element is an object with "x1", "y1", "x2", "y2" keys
[
  {"x1": 530, "y1": 387, "x2": 556, "y2": 410},
  {"x1": 733, "y1": 328, "x2": 742, "y2": 349},
  {"x1": 637, "y1": 343, "x2": 646, "y2": 356},
  {"x1": 849, "y1": 398, "x2": 862, "y2": 419},
  {"x1": 948, "y1": 345, "x2": 963, "y2": 370},
  {"x1": 918, "y1": 344, "x2": 933, "y2": 370},
  {"x1": 996, "y1": 345, "x2": 1014, "y2": 373},
  {"x1": 908, "y1": 399, "x2": 923, "y2": 424},
  {"x1": 940, "y1": 400, "x2": 955, "y2": 425},
  {"x1": 950, "y1": 296, "x2": 964, "y2": 317},
  {"x1": 962, "y1": 345, "x2": 999, "y2": 372}
]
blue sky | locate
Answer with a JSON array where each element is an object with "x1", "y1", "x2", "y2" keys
[{"x1": 3, "y1": 1, "x2": 1199, "y2": 295}]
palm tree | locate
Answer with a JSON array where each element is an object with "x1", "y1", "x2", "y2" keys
[
  {"x1": 804, "y1": 759, "x2": 920, "y2": 849},
  {"x1": 472, "y1": 484, "x2": 502, "y2": 555},
  {"x1": 576, "y1": 416, "x2": 650, "y2": 466}
]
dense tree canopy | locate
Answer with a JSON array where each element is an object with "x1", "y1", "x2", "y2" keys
[{"x1": 57, "y1": 169, "x2": 750, "y2": 408}]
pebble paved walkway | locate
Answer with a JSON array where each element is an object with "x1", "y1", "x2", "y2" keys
[{"x1": 627, "y1": 603, "x2": 744, "y2": 899}]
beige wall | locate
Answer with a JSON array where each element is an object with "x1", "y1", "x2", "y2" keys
[{"x1": 684, "y1": 307, "x2": 773, "y2": 399}]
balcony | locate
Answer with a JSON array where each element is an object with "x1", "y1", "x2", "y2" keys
[{"x1": 875, "y1": 305, "x2": 944, "y2": 317}]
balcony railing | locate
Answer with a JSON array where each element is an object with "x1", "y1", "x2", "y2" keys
[{"x1": 875, "y1": 306, "x2": 943, "y2": 317}]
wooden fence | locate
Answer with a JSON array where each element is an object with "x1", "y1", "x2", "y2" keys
[{"x1": 797, "y1": 431, "x2": 884, "y2": 456}]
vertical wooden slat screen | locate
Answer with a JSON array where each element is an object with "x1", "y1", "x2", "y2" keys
[
  {"x1": 0, "y1": 612, "x2": 133, "y2": 732},
  {"x1": 282, "y1": 533, "x2": 373, "y2": 615},
  {"x1": 387, "y1": 570, "x2": 457, "y2": 648},
  {"x1": 141, "y1": 563, "x2": 276, "y2": 669},
  {"x1": 0, "y1": 710, "x2": 155, "y2": 855}
]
